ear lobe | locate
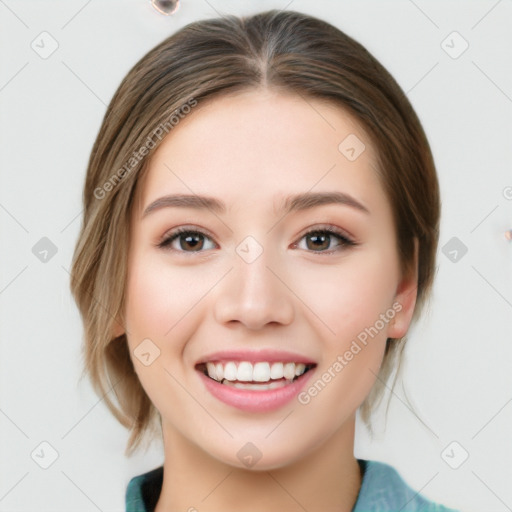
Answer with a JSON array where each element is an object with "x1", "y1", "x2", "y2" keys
[
  {"x1": 111, "y1": 316, "x2": 126, "y2": 339},
  {"x1": 388, "y1": 237, "x2": 419, "y2": 339}
]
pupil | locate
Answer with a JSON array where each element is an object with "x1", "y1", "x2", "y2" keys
[
  {"x1": 308, "y1": 232, "x2": 329, "y2": 251},
  {"x1": 182, "y1": 234, "x2": 203, "y2": 251}
]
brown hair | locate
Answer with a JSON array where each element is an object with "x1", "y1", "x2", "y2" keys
[{"x1": 70, "y1": 9, "x2": 440, "y2": 456}]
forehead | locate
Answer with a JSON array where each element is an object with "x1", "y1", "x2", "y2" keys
[{"x1": 135, "y1": 89, "x2": 387, "y2": 218}]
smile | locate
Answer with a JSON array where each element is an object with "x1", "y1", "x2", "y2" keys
[
  {"x1": 195, "y1": 352, "x2": 317, "y2": 412},
  {"x1": 197, "y1": 361, "x2": 314, "y2": 390}
]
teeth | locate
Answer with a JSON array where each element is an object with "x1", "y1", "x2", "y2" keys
[
  {"x1": 206, "y1": 362, "x2": 217, "y2": 380},
  {"x1": 237, "y1": 362, "x2": 253, "y2": 381},
  {"x1": 253, "y1": 362, "x2": 271, "y2": 382},
  {"x1": 215, "y1": 362, "x2": 224, "y2": 380},
  {"x1": 283, "y1": 362, "x2": 295, "y2": 380},
  {"x1": 224, "y1": 362, "x2": 237, "y2": 381},
  {"x1": 223, "y1": 380, "x2": 288, "y2": 390},
  {"x1": 270, "y1": 362, "x2": 283, "y2": 379},
  {"x1": 295, "y1": 363, "x2": 306, "y2": 376},
  {"x1": 203, "y1": 361, "x2": 309, "y2": 383}
]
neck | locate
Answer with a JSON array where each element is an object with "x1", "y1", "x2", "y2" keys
[{"x1": 155, "y1": 416, "x2": 363, "y2": 512}]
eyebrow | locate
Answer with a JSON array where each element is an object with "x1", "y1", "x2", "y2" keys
[{"x1": 142, "y1": 191, "x2": 370, "y2": 218}]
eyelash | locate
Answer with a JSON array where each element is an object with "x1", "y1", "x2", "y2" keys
[{"x1": 157, "y1": 225, "x2": 357, "y2": 255}]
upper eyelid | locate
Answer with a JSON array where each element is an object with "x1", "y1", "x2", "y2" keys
[
  {"x1": 295, "y1": 224, "x2": 354, "y2": 241},
  {"x1": 165, "y1": 226, "x2": 214, "y2": 241},
  {"x1": 159, "y1": 224, "x2": 355, "y2": 250},
  {"x1": 161, "y1": 224, "x2": 351, "y2": 239}
]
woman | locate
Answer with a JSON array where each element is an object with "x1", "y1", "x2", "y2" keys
[{"x1": 70, "y1": 9, "x2": 458, "y2": 512}]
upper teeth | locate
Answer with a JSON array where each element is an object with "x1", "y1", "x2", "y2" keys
[{"x1": 205, "y1": 361, "x2": 307, "y2": 383}]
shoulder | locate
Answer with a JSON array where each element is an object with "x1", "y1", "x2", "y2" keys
[
  {"x1": 354, "y1": 459, "x2": 459, "y2": 512},
  {"x1": 125, "y1": 466, "x2": 163, "y2": 512}
]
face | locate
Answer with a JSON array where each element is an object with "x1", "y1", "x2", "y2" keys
[{"x1": 122, "y1": 89, "x2": 417, "y2": 470}]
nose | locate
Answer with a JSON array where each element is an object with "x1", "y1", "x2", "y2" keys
[{"x1": 213, "y1": 248, "x2": 295, "y2": 331}]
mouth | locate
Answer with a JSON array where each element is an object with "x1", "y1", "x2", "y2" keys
[{"x1": 195, "y1": 360, "x2": 317, "y2": 391}]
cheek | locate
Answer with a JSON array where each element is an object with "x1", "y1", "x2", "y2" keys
[
  {"x1": 292, "y1": 250, "x2": 398, "y2": 348},
  {"x1": 125, "y1": 252, "x2": 200, "y2": 339},
  {"x1": 123, "y1": 252, "x2": 208, "y2": 409},
  {"x1": 296, "y1": 252, "x2": 397, "y2": 413}
]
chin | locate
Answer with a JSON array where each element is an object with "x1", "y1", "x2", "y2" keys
[{"x1": 201, "y1": 436, "x2": 316, "y2": 472}]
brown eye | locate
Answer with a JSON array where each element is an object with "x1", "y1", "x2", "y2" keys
[
  {"x1": 158, "y1": 229, "x2": 216, "y2": 252},
  {"x1": 305, "y1": 231, "x2": 331, "y2": 251},
  {"x1": 295, "y1": 228, "x2": 355, "y2": 253},
  {"x1": 177, "y1": 232, "x2": 205, "y2": 251}
]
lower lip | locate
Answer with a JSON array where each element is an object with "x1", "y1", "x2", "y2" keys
[{"x1": 198, "y1": 370, "x2": 315, "y2": 412}]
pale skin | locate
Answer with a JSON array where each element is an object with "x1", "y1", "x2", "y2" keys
[{"x1": 116, "y1": 89, "x2": 418, "y2": 511}]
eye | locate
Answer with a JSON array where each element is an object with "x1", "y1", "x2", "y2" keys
[
  {"x1": 157, "y1": 227, "x2": 216, "y2": 252},
  {"x1": 157, "y1": 225, "x2": 357, "y2": 254},
  {"x1": 293, "y1": 226, "x2": 356, "y2": 254}
]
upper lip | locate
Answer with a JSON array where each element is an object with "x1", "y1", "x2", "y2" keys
[{"x1": 196, "y1": 349, "x2": 316, "y2": 366}]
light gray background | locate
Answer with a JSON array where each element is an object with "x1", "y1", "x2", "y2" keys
[{"x1": 1, "y1": 0, "x2": 511, "y2": 511}]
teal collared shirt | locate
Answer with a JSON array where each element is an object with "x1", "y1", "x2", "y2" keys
[{"x1": 126, "y1": 459, "x2": 458, "y2": 511}]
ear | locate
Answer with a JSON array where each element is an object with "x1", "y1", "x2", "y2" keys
[
  {"x1": 111, "y1": 315, "x2": 126, "y2": 339},
  {"x1": 388, "y1": 237, "x2": 419, "y2": 339}
]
